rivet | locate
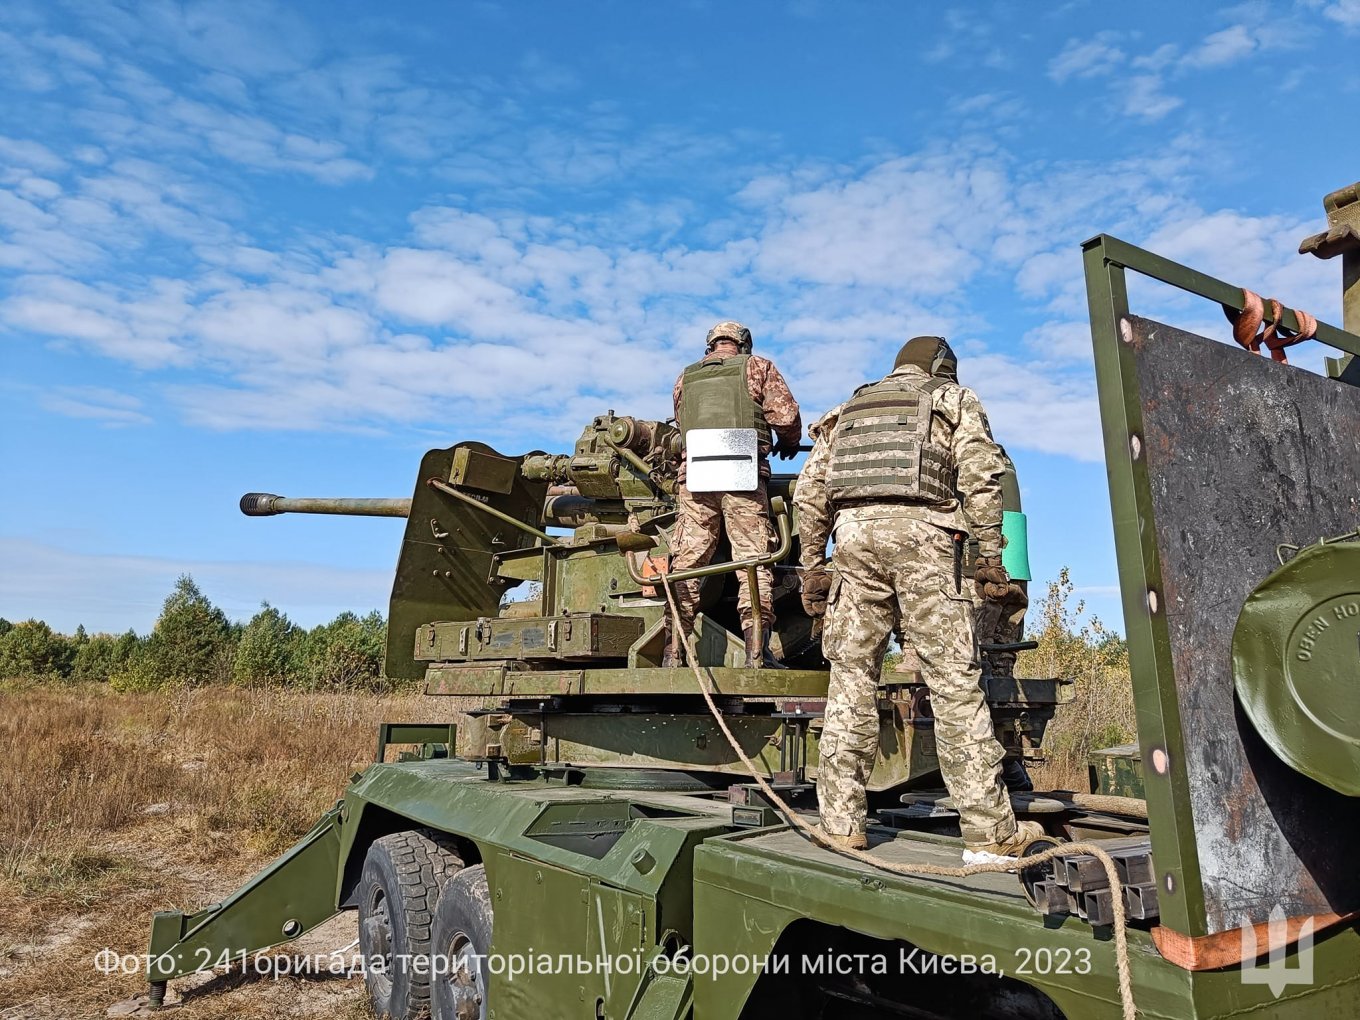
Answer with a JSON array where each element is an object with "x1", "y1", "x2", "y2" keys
[
  {"x1": 1147, "y1": 589, "x2": 1159, "y2": 614},
  {"x1": 1152, "y1": 747, "x2": 1169, "y2": 775},
  {"x1": 1130, "y1": 435, "x2": 1142, "y2": 460},
  {"x1": 1119, "y1": 318, "x2": 1134, "y2": 344},
  {"x1": 1164, "y1": 872, "x2": 1176, "y2": 894}
]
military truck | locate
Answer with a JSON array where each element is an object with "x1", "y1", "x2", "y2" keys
[{"x1": 130, "y1": 187, "x2": 1360, "y2": 1020}]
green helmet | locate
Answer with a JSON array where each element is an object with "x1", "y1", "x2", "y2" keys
[
  {"x1": 705, "y1": 320, "x2": 753, "y2": 354},
  {"x1": 894, "y1": 335, "x2": 957, "y2": 381}
]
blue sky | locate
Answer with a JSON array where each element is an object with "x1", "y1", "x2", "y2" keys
[{"x1": 1, "y1": 0, "x2": 1356, "y2": 635}]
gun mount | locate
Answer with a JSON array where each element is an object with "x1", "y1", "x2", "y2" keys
[{"x1": 236, "y1": 409, "x2": 1063, "y2": 791}]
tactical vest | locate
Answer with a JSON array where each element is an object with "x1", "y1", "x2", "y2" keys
[
  {"x1": 678, "y1": 355, "x2": 771, "y2": 445},
  {"x1": 827, "y1": 374, "x2": 955, "y2": 504}
]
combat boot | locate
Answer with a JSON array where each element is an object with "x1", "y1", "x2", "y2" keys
[
  {"x1": 661, "y1": 608, "x2": 692, "y2": 668},
  {"x1": 742, "y1": 624, "x2": 787, "y2": 669},
  {"x1": 961, "y1": 820, "x2": 1045, "y2": 866}
]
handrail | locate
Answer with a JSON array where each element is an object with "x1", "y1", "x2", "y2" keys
[
  {"x1": 427, "y1": 478, "x2": 560, "y2": 545},
  {"x1": 621, "y1": 497, "x2": 793, "y2": 588},
  {"x1": 1082, "y1": 234, "x2": 1360, "y2": 358},
  {"x1": 623, "y1": 497, "x2": 793, "y2": 662}
]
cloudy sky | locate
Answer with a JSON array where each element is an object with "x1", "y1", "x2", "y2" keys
[{"x1": 1, "y1": 0, "x2": 1356, "y2": 634}]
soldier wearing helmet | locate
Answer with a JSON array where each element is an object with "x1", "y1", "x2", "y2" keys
[
  {"x1": 668, "y1": 321, "x2": 802, "y2": 668},
  {"x1": 794, "y1": 335, "x2": 1041, "y2": 862}
]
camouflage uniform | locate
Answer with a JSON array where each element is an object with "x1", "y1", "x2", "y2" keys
[
  {"x1": 671, "y1": 344, "x2": 801, "y2": 630},
  {"x1": 796, "y1": 364, "x2": 1017, "y2": 845}
]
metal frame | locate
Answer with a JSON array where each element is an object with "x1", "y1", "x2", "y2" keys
[{"x1": 1081, "y1": 233, "x2": 1360, "y2": 938}]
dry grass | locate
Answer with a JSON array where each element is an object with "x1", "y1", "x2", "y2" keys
[
  {"x1": 1019, "y1": 570, "x2": 1137, "y2": 790},
  {"x1": 0, "y1": 683, "x2": 427, "y2": 1020}
]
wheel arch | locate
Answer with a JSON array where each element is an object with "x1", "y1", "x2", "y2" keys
[{"x1": 339, "y1": 801, "x2": 484, "y2": 908}]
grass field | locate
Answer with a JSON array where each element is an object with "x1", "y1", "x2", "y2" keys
[{"x1": 0, "y1": 684, "x2": 431, "y2": 1020}]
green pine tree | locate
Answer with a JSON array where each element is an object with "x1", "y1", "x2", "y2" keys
[
  {"x1": 233, "y1": 602, "x2": 302, "y2": 686},
  {"x1": 141, "y1": 575, "x2": 233, "y2": 686}
]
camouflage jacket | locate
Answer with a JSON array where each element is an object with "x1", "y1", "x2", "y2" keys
[
  {"x1": 795, "y1": 364, "x2": 1006, "y2": 569},
  {"x1": 672, "y1": 345, "x2": 802, "y2": 481}
]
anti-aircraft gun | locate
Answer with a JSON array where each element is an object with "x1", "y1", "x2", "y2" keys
[
  {"x1": 129, "y1": 188, "x2": 1360, "y2": 1020},
  {"x1": 239, "y1": 407, "x2": 1059, "y2": 788}
]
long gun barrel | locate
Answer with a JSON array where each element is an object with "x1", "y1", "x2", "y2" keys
[{"x1": 240, "y1": 493, "x2": 413, "y2": 518}]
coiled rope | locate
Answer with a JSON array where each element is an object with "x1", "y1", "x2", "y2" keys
[{"x1": 660, "y1": 578, "x2": 1139, "y2": 1020}]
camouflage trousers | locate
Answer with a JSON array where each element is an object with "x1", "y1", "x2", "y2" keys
[
  {"x1": 670, "y1": 484, "x2": 775, "y2": 626},
  {"x1": 817, "y1": 515, "x2": 1015, "y2": 846},
  {"x1": 975, "y1": 581, "x2": 1028, "y2": 676}
]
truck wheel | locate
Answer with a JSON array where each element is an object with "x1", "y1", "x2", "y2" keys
[
  {"x1": 431, "y1": 864, "x2": 493, "y2": 1020},
  {"x1": 357, "y1": 829, "x2": 464, "y2": 1020}
]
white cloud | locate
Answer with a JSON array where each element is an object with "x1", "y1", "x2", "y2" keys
[
  {"x1": 1047, "y1": 35, "x2": 1125, "y2": 82},
  {"x1": 1309, "y1": 0, "x2": 1360, "y2": 30},
  {"x1": 1121, "y1": 74, "x2": 1184, "y2": 121},
  {"x1": 37, "y1": 386, "x2": 152, "y2": 426},
  {"x1": 1185, "y1": 24, "x2": 1259, "y2": 67}
]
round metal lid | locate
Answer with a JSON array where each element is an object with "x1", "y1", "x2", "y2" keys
[{"x1": 1232, "y1": 539, "x2": 1360, "y2": 796}]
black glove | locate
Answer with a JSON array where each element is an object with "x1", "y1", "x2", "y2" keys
[
  {"x1": 772, "y1": 436, "x2": 799, "y2": 460},
  {"x1": 975, "y1": 555, "x2": 1010, "y2": 601},
  {"x1": 801, "y1": 568, "x2": 833, "y2": 617}
]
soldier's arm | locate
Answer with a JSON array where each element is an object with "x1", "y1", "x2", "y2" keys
[
  {"x1": 952, "y1": 388, "x2": 1006, "y2": 558},
  {"x1": 672, "y1": 372, "x2": 684, "y2": 423},
  {"x1": 793, "y1": 410, "x2": 839, "y2": 571},
  {"x1": 751, "y1": 358, "x2": 803, "y2": 449}
]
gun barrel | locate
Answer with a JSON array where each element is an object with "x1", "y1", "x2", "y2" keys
[{"x1": 240, "y1": 493, "x2": 412, "y2": 518}]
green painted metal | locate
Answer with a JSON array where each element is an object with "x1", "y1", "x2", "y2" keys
[
  {"x1": 1083, "y1": 237, "x2": 1205, "y2": 938},
  {"x1": 146, "y1": 805, "x2": 344, "y2": 981},
  {"x1": 385, "y1": 442, "x2": 548, "y2": 679},
  {"x1": 425, "y1": 665, "x2": 832, "y2": 698},
  {"x1": 691, "y1": 827, "x2": 1360, "y2": 1020},
  {"x1": 1233, "y1": 535, "x2": 1360, "y2": 795},
  {"x1": 373, "y1": 722, "x2": 458, "y2": 765},
  {"x1": 1088, "y1": 744, "x2": 1146, "y2": 800},
  {"x1": 238, "y1": 493, "x2": 412, "y2": 517},
  {"x1": 415, "y1": 613, "x2": 644, "y2": 662}
]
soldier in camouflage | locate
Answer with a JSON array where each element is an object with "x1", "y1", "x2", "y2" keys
[
  {"x1": 670, "y1": 321, "x2": 802, "y2": 668},
  {"x1": 795, "y1": 335, "x2": 1041, "y2": 862}
]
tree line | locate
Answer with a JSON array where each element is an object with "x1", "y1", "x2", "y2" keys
[{"x1": 0, "y1": 575, "x2": 389, "y2": 690}]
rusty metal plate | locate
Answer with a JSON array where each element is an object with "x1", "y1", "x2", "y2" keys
[{"x1": 1128, "y1": 315, "x2": 1360, "y2": 933}]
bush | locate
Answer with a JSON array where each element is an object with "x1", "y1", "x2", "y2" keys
[
  {"x1": 1018, "y1": 568, "x2": 1136, "y2": 789},
  {"x1": 71, "y1": 630, "x2": 143, "y2": 683},
  {"x1": 298, "y1": 611, "x2": 388, "y2": 690},
  {"x1": 0, "y1": 619, "x2": 76, "y2": 680}
]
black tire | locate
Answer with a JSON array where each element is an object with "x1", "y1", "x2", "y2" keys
[
  {"x1": 431, "y1": 865, "x2": 493, "y2": 1020},
  {"x1": 357, "y1": 829, "x2": 465, "y2": 1020}
]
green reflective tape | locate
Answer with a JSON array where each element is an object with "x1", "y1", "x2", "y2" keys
[{"x1": 1002, "y1": 510, "x2": 1031, "y2": 581}]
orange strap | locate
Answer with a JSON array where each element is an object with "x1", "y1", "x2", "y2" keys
[{"x1": 1223, "y1": 288, "x2": 1318, "y2": 364}]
